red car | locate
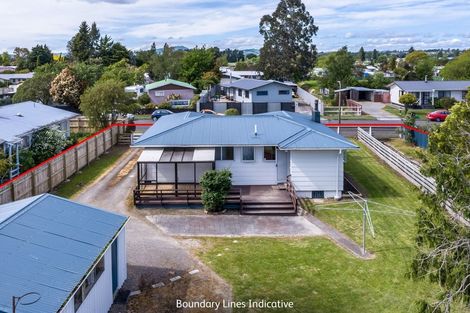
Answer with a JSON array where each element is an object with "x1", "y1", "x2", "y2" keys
[{"x1": 427, "y1": 110, "x2": 450, "y2": 122}]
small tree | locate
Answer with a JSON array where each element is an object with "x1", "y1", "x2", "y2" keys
[
  {"x1": 402, "y1": 113, "x2": 417, "y2": 143},
  {"x1": 0, "y1": 152, "x2": 13, "y2": 182},
  {"x1": 399, "y1": 93, "x2": 417, "y2": 114},
  {"x1": 435, "y1": 97, "x2": 457, "y2": 109},
  {"x1": 224, "y1": 108, "x2": 240, "y2": 116},
  {"x1": 200, "y1": 169, "x2": 232, "y2": 213},
  {"x1": 50, "y1": 67, "x2": 83, "y2": 108}
]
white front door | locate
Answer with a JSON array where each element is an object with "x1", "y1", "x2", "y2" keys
[{"x1": 277, "y1": 150, "x2": 288, "y2": 183}]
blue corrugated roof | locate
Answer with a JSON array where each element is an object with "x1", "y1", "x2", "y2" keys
[
  {"x1": 133, "y1": 111, "x2": 357, "y2": 150},
  {"x1": 221, "y1": 78, "x2": 292, "y2": 90},
  {"x1": 0, "y1": 194, "x2": 128, "y2": 313},
  {"x1": 391, "y1": 80, "x2": 470, "y2": 91},
  {"x1": 0, "y1": 102, "x2": 79, "y2": 143}
]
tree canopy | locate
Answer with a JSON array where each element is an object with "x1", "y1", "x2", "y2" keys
[
  {"x1": 440, "y1": 50, "x2": 470, "y2": 80},
  {"x1": 259, "y1": 0, "x2": 318, "y2": 81},
  {"x1": 321, "y1": 46, "x2": 355, "y2": 91}
]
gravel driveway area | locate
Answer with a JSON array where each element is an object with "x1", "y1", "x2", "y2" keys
[{"x1": 147, "y1": 215, "x2": 324, "y2": 237}]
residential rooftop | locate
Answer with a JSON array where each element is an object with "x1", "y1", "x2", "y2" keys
[
  {"x1": 221, "y1": 78, "x2": 293, "y2": 91},
  {"x1": 0, "y1": 101, "x2": 79, "y2": 143},
  {"x1": 390, "y1": 80, "x2": 470, "y2": 91},
  {"x1": 145, "y1": 78, "x2": 196, "y2": 91},
  {"x1": 132, "y1": 111, "x2": 357, "y2": 150},
  {"x1": 0, "y1": 72, "x2": 34, "y2": 80},
  {"x1": 0, "y1": 194, "x2": 128, "y2": 313}
]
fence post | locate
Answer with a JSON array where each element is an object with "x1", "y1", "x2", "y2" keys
[
  {"x1": 31, "y1": 172, "x2": 37, "y2": 196},
  {"x1": 11, "y1": 182, "x2": 16, "y2": 201},
  {"x1": 337, "y1": 126, "x2": 340, "y2": 134},
  {"x1": 86, "y1": 140, "x2": 90, "y2": 165},
  {"x1": 75, "y1": 147, "x2": 79, "y2": 172},
  {"x1": 369, "y1": 127, "x2": 372, "y2": 136},
  {"x1": 63, "y1": 153, "x2": 67, "y2": 179},
  {"x1": 95, "y1": 136, "x2": 99, "y2": 158},
  {"x1": 47, "y1": 163, "x2": 53, "y2": 191}
]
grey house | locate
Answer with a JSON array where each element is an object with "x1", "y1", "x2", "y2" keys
[{"x1": 389, "y1": 80, "x2": 470, "y2": 107}]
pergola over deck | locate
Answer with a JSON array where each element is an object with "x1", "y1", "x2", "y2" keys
[{"x1": 136, "y1": 147, "x2": 215, "y2": 191}]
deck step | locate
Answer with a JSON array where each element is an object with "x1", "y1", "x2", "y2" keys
[{"x1": 242, "y1": 209, "x2": 297, "y2": 215}]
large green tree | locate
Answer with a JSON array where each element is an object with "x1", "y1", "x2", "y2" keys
[
  {"x1": 100, "y1": 59, "x2": 146, "y2": 85},
  {"x1": 358, "y1": 47, "x2": 366, "y2": 62},
  {"x1": 50, "y1": 67, "x2": 83, "y2": 108},
  {"x1": 321, "y1": 46, "x2": 355, "y2": 91},
  {"x1": 441, "y1": 50, "x2": 470, "y2": 80},
  {"x1": 67, "y1": 21, "x2": 92, "y2": 62},
  {"x1": 148, "y1": 43, "x2": 184, "y2": 81},
  {"x1": 180, "y1": 46, "x2": 216, "y2": 86},
  {"x1": 13, "y1": 47, "x2": 30, "y2": 70},
  {"x1": 79, "y1": 79, "x2": 133, "y2": 128},
  {"x1": 27, "y1": 44, "x2": 53, "y2": 70},
  {"x1": 259, "y1": 0, "x2": 318, "y2": 81},
  {"x1": 411, "y1": 100, "x2": 470, "y2": 312}
]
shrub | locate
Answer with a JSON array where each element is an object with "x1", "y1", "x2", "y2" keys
[
  {"x1": 189, "y1": 94, "x2": 200, "y2": 110},
  {"x1": 30, "y1": 128, "x2": 68, "y2": 164},
  {"x1": 399, "y1": 93, "x2": 418, "y2": 113},
  {"x1": 137, "y1": 93, "x2": 151, "y2": 106},
  {"x1": 402, "y1": 112, "x2": 417, "y2": 143},
  {"x1": 158, "y1": 102, "x2": 173, "y2": 110},
  {"x1": 144, "y1": 102, "x2": 156, "y2": 110},
  {"x1": 224, "y1": 108, "x2": 240, "y2": 116},
  {"x1": 0, "y1": 152, "x2": 13, "y2": 182},
  {"x1": 435, "y1": 97, "x2": 456, "y2": 109},
  {"x1": 19, "y1": 149, "x2": 35, "y2": 172},
  {"x1": 200, "y1": 169, "x2": 232, "y2": 213}
]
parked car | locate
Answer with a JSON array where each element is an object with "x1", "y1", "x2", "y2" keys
[
  {"x1": 201, "y1": 109, "x2": 224, "y2": 116},
  {"x1": 426, "y1": 110, "x2": 450, "y2": 122},
  {"x1": 151, "y1": 109, "x2": 173, "y2": 121}
]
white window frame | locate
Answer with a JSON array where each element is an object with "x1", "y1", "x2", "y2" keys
[
  {"x1": 263, "y1": 146, "x2": 276, "y2": 162},
  {"x1": 155, "y1": 91, "x2": 164, "y2": 97}
]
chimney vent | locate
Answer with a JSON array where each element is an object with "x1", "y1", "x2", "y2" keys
[{"x1": 254, "y1": 124, "x2": 258, "y2": 136}]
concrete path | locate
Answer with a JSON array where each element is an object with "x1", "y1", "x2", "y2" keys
[
  {"x1": 72, "y1": 148, "x2": 231, "y2": 296},
  {"x1": 360, "y1": 101, "x2": 402, "y2": 121},
  {"x1": 148, "y1": 215, "x2": 324, "y2": 237}
]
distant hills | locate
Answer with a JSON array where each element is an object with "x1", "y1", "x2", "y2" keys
[{"x1": 154, "y1": 46, "x2": 260, "y2": 56}]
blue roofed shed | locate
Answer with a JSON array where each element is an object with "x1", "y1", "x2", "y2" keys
[{"x1": 0, "y1": 194, "x2": 128, "y2": 313}]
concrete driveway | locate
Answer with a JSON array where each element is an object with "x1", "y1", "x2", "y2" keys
[
  {"x1": 360, "y1": 101, "x2": 402, "y2": 120},
  {"x1": 148, "y1": 215, "x2": 324, "y2": 237}
]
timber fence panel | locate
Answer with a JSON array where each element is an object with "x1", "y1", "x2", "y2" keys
[{"x1": 0, "y1": 125, "x2": 123, "y2": 205}]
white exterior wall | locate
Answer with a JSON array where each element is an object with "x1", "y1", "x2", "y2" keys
[
  {"x1": 250, "y1": 84, "x2": 292, "y2": 103},
  {"x1": 450, "y1": 90, "x2": 465, "y2": 101},
  {"x1": 60, "y1": 230, "x2": 127, "y2": 313},
  {"x1": 215, "y1": 147, "x2": 277, "y2": 185},
  {"x1": 241, "y1": 102, "x2": 253, "y2": 115},
  {"x1": 289, "y1": 150, "x2": 344, "y2": 198},
  {"x1": 390, "y1": 85, "x2": 402, "y2": 104}
]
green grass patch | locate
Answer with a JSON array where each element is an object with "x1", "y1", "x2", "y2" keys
[
  {"x1": 134, "y1": 114, "x2": 152, "y2": 120},
  {"x1": 323, "y1": 114, "x2": 377, "y2": 121},
  {"x1": 196, "y1": 142, "x2": 458, "y2": 313},
  {"x1": 53, "y1": 146, "x2": 128, "y2": 198},
  {"x1": 384, "y1": 138, "x2": 423, "y2": 162},
  {"x1": 383, "y1": 105, "x2": 434, "y2": 120}
]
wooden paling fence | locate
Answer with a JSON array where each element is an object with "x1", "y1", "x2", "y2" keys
[
  {"x1": 357, "y1": 127, "x2": 470, "y2": 227},
  {"x1": 0, "y1": 125, "x2": 124, "y2": 205}
]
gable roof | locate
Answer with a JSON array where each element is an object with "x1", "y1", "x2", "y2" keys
[
  {"x1": 132, "y1": 111, "x2": 357, "y2": 150},
  {"x1": 146, "y1": 78, "x2": 196, "y2": 91},
  {"x1": 221, "y1": 78, "x2": 293, "y2": 91},
  {"x1": 0, "y1": 101, "x2": 79, "y2": 143},
  {"x1": 390, "y1": 80, "x2": 470, "y2": 91},
  {"x1": 0, "y1": 194, "x2": 128, "y2": 313},
  {"x1": 0, "y1": 73, "x2": 34, "y2": 80}
]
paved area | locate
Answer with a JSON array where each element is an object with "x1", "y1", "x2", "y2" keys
[
  {"x1": 360, "y1": 101, "x2": 402, "y2": 120},
  {"x1": 147, "y1": 215, "x2": 324, "y2": 237},
  {"x1": 238, "y1": 185, "x2": 291, "y2": 202},
  {"x1": 72, "y1": 147, "x2": 231, "y2": 301}
]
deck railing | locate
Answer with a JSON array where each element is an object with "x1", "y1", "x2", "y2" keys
[{"x1": 286, "y1": 175, "x2": 300, "y2": 214}]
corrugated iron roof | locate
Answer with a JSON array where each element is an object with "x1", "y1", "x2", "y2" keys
[
  {"x1": 391, "y1": 80, "x2": 470, "y2": 91},
  {"x1": 132, "y1": 111, "x2": 357, "y2": 150},
  {"x1": 0, "y1": 194, "x2": 128, "y2": 313},
  {"x1": 0, "y1": 73, "x2": 34, "y2": 80},
  {"x1": 221, "y1": 78, "x2": 292, "y2": 90},
  {"x1": 145, "y1": 78, "x2": 196, "y2": 91},
  {"x1": 0, "y1": 102, "x2": 79, "y2": 143}
]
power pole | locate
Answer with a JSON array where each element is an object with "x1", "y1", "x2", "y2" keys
[{"x1": 337, "y1": 81, "x2": 342, "y2": 124}]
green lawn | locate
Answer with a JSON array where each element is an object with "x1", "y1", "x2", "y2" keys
[
  {"x1": 384, "y1": 138, "x2": 423, "y2": 162},
  {"x1": 323, "y1": 114, "x2": 377, "y2": 121},
  {"x1": 383, "y1": 105, "x2": 434, "y2": 120},
  {"x1": 53, "y1": 146, "x2": 128, "y2": 198},
  {"x1": 196, "y1": 142, "x2": 457, "y2": 313}
]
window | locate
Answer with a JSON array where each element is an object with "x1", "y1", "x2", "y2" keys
[
  {"x1": 155, "y1": 91, "x2": 164, "y2": 97},
  {"x1": 244, "y1": 90, "x2": 249, "y2": 98},
  {"x1": 238, "y1": 89, "x2": 242, "y2": 97},
  {"x1": 242, "y1": 147, "x2": 255, "y2": 162},
  {"x1": 437, "y1": 90, "x2": 451, "y2": 98},
  {"x1": 279, "y1": 90, "x2": 290, "y2": 95},
  {"x1": 256, "y1": 90, "x2": 268, "y2": 96},
  {"x1": 463, "y1": 91, "x2": 468, "y2": 99},
  {"x1": 215, "y1": 147, "x2": 234, "y2": 161},
  {"x1": 263, "y1": 146, "x2": 276, "y2": 161},
  {"x1": 311, "y1": 191, "x2": 325, "y2": 199},
  {"x1": 74, "y1": 256, "x2": 105, "y2": 311}
]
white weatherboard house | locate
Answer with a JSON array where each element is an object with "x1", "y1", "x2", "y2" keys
[
  {"x1": 219, "y1": 79, "x2": 296, "y2": 114},
  {"x1": 0, "y1": 194, "x2": 128, "y2": 313},
  {"x1": 389, "y1": 80, "x2": 470, "y2": 107},
  {"x1": 132, "y1": 111, "x2": 358, "y2": 199}
]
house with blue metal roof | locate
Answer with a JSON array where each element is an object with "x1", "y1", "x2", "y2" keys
[
  {"x1": 0, "y1": 194, "x2": 128, "y2": 313},
  {"x1": 208, "y1": 79, "x2": 296, "y2": 115},
  {"x1": 0, "y1": 101, "x2": 79, "y2": 179},
  {"x1": 389, "y1": 80, "x2": 470, "y2": 107},
  {"x1": 132, "y1": 111, "x2": 358, "y2": 204}
]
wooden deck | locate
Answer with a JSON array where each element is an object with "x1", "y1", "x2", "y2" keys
[{"x1": 133, "y1": 184, "x2": 297, "y2": 215}]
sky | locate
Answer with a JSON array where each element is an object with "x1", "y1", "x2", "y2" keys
[{"x1": 1, "y1": 0, "x2": 470, "y2": 53}]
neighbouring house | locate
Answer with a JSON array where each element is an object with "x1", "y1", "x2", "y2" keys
[
  {"x1": 335, "y1": 87, "x2": 391, "y2": 103},
  {"x1": 145, "y1": 78, "x2": 196, "y2": 107},
  {"x1": 0, "y1": 101, "x2": 79, "y2": 179},
  {"x1": 210, "y1": 79, "x2": 296, "y2": 114},
  {"x1": 220, "y1": 67, "x2": 264, "y2": 85},
  {"x1": 0, "y1": 65, "x2": 17, "y2": 73},
  {"x1": 0, "y1": 72, "x2": 34, "y2": 85},
  {"x1": 311, "y1": 67, "x2": 327, "y2": 77},
  {"x1": 124, "y1": 85, "x2": 145, "y2": 98},
  {"x1": 0, "y1": 194, "x2": 128, "y2": 313},
  {"x1": 131, "y1": 111, "x2": 358, "y2": 204},
  {"x1": 389, "y1": 80, "x2": 470, "y2": 108}
]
